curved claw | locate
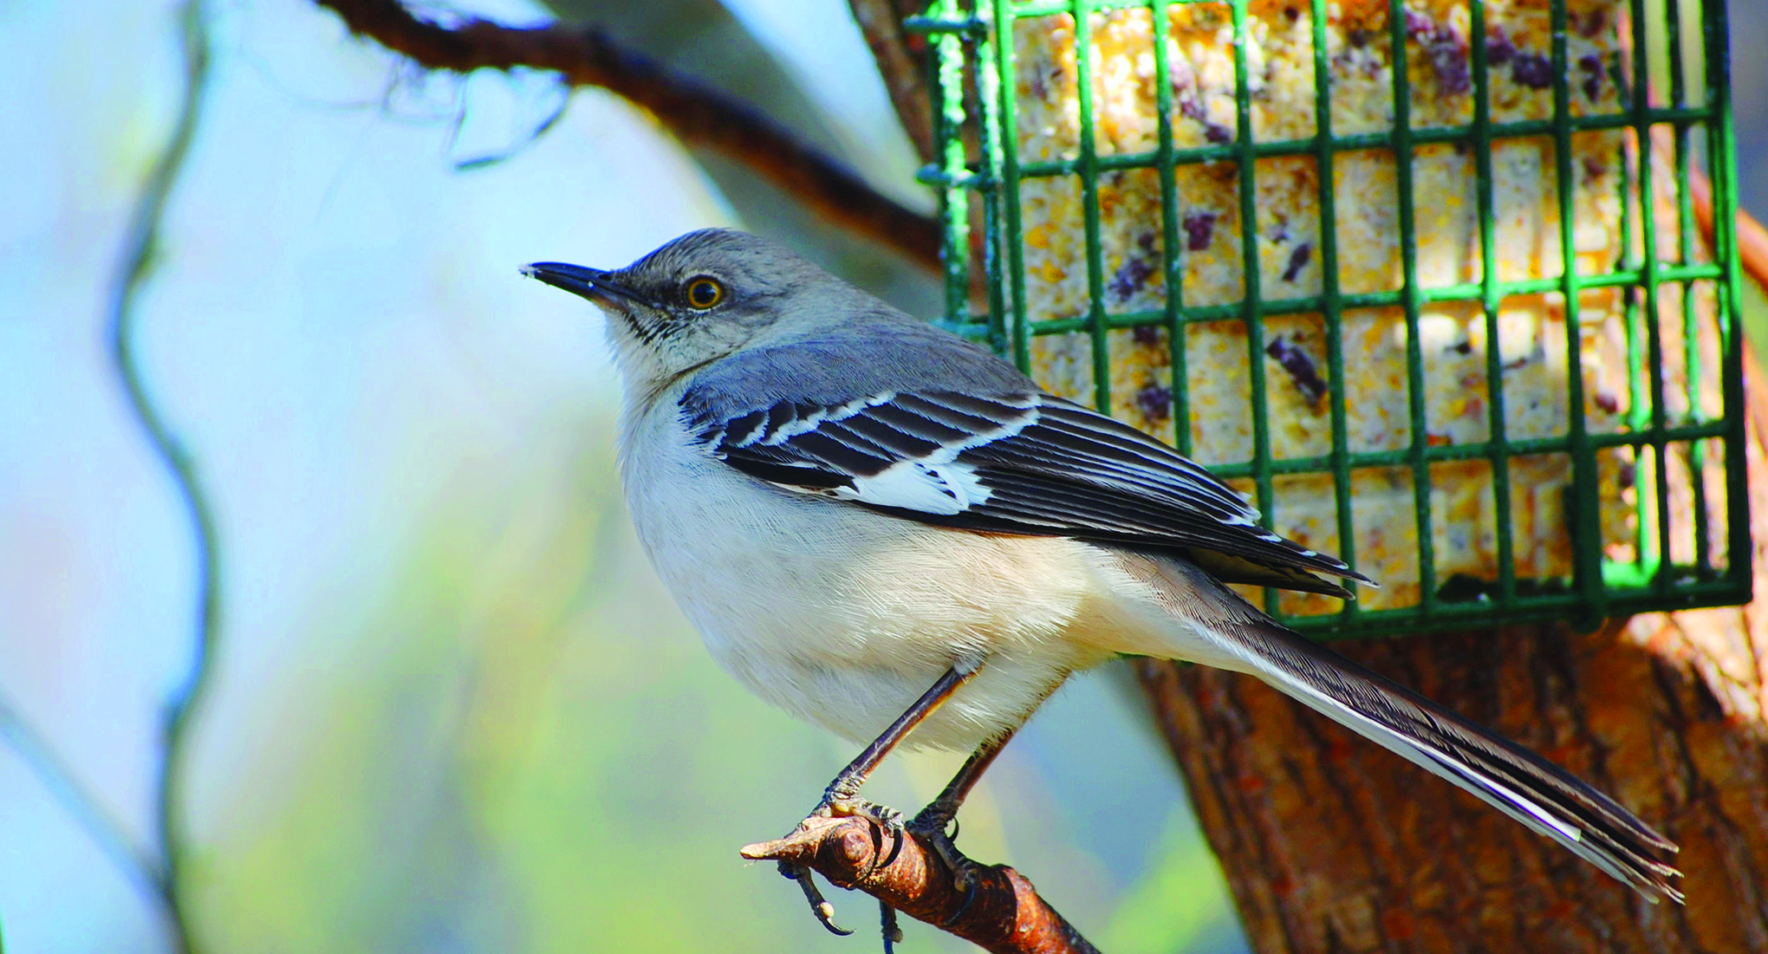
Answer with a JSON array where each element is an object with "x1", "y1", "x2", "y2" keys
[
  {"x1": 781, "y1": 862, "x2": 854, "y2": 936},
  {"x1": 749, "y1": 798, "x2": 913, "y2": 935},
  {"x1": 906, "y1": 812, "x2": 973, "y2": 891},
  {"x1": 844, "y1": 802, "x2": 907, "y2": 880},
  {"x1": 874, "y1": 822, "x2": 907, "y2": 873}
]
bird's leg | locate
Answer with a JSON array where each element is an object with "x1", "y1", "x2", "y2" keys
[
  {"x1": 879, "y1": 900, "x2": 903, "y2": 953},
  {"x1": 775, "y1": 662, "x2": 980, "y2": 936},
  {"x1": 904, "y1": 726, "x2": 1017, "y2": 891},
  {"x1": 805, "y1": 662, "x2": 978, "y2": 828}
]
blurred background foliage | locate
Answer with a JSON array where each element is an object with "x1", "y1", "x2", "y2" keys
[
  {"x1": 0, "y1": 0, "x2": 1240, "y2": 950},
  {"x1": 1, "y1": 0, "x2": 1765, "y2": 951}
]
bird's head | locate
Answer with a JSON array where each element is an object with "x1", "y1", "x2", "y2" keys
[{"x1": 524, "y1": 228, "x2": 860, "y2": 399}]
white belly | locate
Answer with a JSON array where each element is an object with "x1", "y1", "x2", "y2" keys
[
  {"x1": 616, "y1": 397, "x2": 1237, "y2": 752},
  {"x1": 618, "y1": 400, "x2": 1091, "y2": 749}
]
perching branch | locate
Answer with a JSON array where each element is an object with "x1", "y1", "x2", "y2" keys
[
  {"x1": 309, "y1": 0, "x2": 941, "y2": 272},
  {"x1": 741, "y1": 816, "x2": 1101, "y2": 954},
  {"x1": 108, "y1": 0, "x2": 218, "y2": 951}
]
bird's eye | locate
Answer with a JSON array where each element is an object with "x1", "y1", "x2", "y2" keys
[{"x1": 684, "y1": 277, "x2": 725, "y2": 310}]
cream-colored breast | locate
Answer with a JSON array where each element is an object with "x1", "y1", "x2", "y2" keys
[{"x1": 616, "y1": 394, "x2": 1145, "y2": 751}]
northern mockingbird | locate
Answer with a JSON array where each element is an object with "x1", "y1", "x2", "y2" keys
[{"x1": 522, "y1": 228, "x2": 1680, "y2": 914}]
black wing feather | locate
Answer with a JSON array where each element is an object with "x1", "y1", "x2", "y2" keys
[{"x1": 688, "y1": 388, "x2": 1372, "y2": 593}]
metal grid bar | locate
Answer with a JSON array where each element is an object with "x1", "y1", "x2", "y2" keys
[
  {"x1": 1303, "y1": 576, "x2": 1746, "y2": 641},
  {"x1": 932, "y1": 0, "x2": 973, "y2": 328},
  {"x1": 1469, "y1": 0, "x2": 1518, "y2": 609},
  {"x1": 1179, "y1": 421, "x2": 1732, "y2": 477},
  {"x1": 908, "y1": 0, "x2": 1751, "y2": 637},
  {"x1": 1000, "y1": 109, "x2": 1717, "y2": 177},
  {"x1": 1386, "y1": 0, "x2": 1439, "y2": 615},
  {"x1": 1557, "y1": 0, "x2": 1603, "y2": 624},
  {"x1": 1226, "y1": 0, "x2": 1278, "y2": 615},
  {"x1": 1311, "y1": 0, "x2": 1359, "y2": 619},
  {"x1": 978, "y1": 1, "x2": 1010, "y2": 360},
  {"x1": 1071, "y1": 1, "x2": 1114, "y2": 413},
  {"x1": 1611, "y1": 22, "x2": 1657, "y2": 591},
  {"x1": 1629, "y1": 0, "x2": 1675, "y2": 600},
  {"x1": 1710, "y1": 0, "x2": 1753, "y2": 593},
  {"x1": 978, "y1": 267, "x2": 1725, "y2": 332},
  {"x1": 991, "y1": 1, "x2": 1032, "y2": 371},
  {"x1": 1667, "y1": 0, "x2": 1712, "y2": 575},
  {"x1": 1150, "y1": 0, "x2": 1195, "y2": 457}
]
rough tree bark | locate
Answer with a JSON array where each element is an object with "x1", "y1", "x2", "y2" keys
[{"x1": 846, "y1": 0, "x2": 937, "y2": 163}]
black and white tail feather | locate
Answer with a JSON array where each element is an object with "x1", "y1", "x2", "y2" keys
[
  {"x1": 1207, "y1": 591, "x2": 1683, "y2": 903},
  {"x1": 680, "y1": 337, "x2": 1682, "y2": 903}
]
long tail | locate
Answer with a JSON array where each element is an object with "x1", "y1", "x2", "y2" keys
[{"x1": 1211, "y1": 608, "x2": 1682, "y2": 902}]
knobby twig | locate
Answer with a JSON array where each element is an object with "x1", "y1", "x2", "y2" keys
[
  {"x1": 107, "y1": 0, "x2": 218, "y2": 951},
  {"x1": 741, "y1": 816, "x2": 1101, "y2": 954},
  {"x1": 309, "y1": 0, "x2": 942, "y2": 272}
]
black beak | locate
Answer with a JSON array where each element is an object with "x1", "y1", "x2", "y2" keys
[{"x1": 521, "y1": 262, "x2": 651, "y2": 309}]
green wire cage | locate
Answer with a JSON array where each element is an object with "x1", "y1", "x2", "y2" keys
[{"x1": 907, "y1": 0, "x2": 1749, "y2": 638}]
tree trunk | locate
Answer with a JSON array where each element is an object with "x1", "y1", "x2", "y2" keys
[{"x1": 1133, "y1": 351, "x2": 1768, "y2": 952}]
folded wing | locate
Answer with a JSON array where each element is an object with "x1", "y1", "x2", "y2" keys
[{"x1": 682, "y1": 387, "x2": 1370, "y2": 596}]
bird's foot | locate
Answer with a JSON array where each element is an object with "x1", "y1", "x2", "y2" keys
[
  {"x1": 807, "y1": 791, "x2": 909, "y2": 877},
  {"x1": 816, "y1": 793, "x2": 906, "y2": 832},
  {"x1": 800, "y1": 775, "x2": 908, "y2": 862},
  {"x1": 745, "y1": 793, "x2": 910, "y2": 938},
  {"x1": 907, "y1": 805, "x2": 973, "y2": 892}
]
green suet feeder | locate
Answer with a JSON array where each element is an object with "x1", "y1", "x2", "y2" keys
[{"x1": 908, "y1": 0, "x2": 1750, "y2": 638}]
